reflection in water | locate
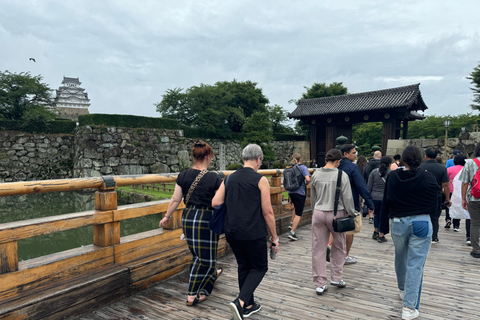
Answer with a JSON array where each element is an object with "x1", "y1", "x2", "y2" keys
[{"x1": 0, "y1": 191, "x2": 164, "y2": 261}]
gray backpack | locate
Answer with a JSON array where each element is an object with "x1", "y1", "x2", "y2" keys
[{"x1": 284, "y1": 164, "x2": 304, "y2": 191}]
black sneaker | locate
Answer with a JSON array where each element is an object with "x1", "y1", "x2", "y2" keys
[
  {"x1": 378, "y1": 236, "x2": 387, "y2": 243},
  {"x1": 470, "y1": 251, "x2": 480, "y2": 258},
  {"x1": 372, "y1": 231, "x2": 379, "y2": 240},
  {"x1": 369, "y1": 217, "x2": 374, "y2": 224},
  {"x1": 445, "y1": 220, "x2": 451, "y2": 228},
  {"x1": 288, "y1": 232, "x2": 299, "y2": 241},
  {"x1": 229, "y1": 298, "x2": 244, "y2": 320},
  {"x1": 244, "y1": 303, "x2": 261, "y2": 318}
]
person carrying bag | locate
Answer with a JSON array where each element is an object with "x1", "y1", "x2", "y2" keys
[{"x1": 310, "y1": 149, "x2": 358, "y2": 295}]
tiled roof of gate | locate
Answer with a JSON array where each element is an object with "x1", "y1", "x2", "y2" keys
[{"x1": 289, "y1": 84, "x2": 428, "y2": 118}]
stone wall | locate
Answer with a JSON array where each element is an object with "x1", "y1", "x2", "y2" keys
[
  {"x1": 0, "y1": 126, "x2": 309, "y2": 181},
  {"x1": 386, "y1": 132, "x2": 480, "y2": 158},
  {"x1": 0, "y1": 131, "x2": 74, "y2": 182}
]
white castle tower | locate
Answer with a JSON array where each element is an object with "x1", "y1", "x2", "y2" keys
[{"x1": 53, "y1": 77, "x2": 90, "y2": 121}]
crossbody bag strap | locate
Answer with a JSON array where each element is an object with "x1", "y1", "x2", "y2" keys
[
  {"x1": 333, "y1": 169, "x2": 342, "y2": 217},
  {"x1": 185, "y1": 169, "x2": 208, "y2": 205},
  {"x1": 378, "y1": 168, "x2": 386, "y2": 183}
]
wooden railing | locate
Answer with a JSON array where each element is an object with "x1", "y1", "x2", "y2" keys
[{"x1": 0, "y1": 169, "x2": 312, "y2": 320}]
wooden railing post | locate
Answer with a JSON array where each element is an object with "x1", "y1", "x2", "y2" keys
[
  {"x1": 162, "y1": 208, "x2": 183, "y2": 230},
  {"x1": 94, "y1": 176, "x2": 120, "y2": 247},
  {"x1": 0, "y1": 241, "x2": 18, "y2": 274}
]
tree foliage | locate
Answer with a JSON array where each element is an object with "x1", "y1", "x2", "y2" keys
[
  {"x1": 0, "y1": 71, "x2": 55, "y2": 121},
  {"x1": 242, "y1": 110, "x2": 276, "y2": 162},
  {"x1": 155, "y1": 80, "x2": 269, "y2": 138},
  {"x1": 352, "y1": 122, "x2": 383, "y2": 157},
  {"x1": 301, "y1": 82, "x2": 348, "y2": 100},
  {"x1": 267, "y1": 104, "x2": 295, "y2": 134},
  {"x1": 467, "y1": 62, "x2": 480, "y2": 110},
  {"x1": 408, "y1": 113, "x2": 480, "y2": 139}
]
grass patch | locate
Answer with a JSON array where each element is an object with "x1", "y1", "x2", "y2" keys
[{"x1": 118, "y1": 185, "x2": 174, "y2": 200}]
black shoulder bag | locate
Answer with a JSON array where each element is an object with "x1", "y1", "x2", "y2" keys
[{"x1": 332, "y1": 169, "x2": 356, "y2": 233}]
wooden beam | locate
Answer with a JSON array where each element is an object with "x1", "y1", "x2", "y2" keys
[
  {"x1": 0, "y1": 241, "x2": 17, "y2": 274},
  {"x1": 94, "y1": 191, "x2": 119, "y2": 247}
]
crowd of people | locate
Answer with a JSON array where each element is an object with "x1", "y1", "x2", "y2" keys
[{"x1": 159, "y1": 141, "x2": 478, "y2": 320}]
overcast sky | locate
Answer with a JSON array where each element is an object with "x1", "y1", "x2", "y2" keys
[{"x1": 2, "y1": 0, "x2": 479, "y2": 121}]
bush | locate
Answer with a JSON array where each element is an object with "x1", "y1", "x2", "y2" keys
[
  {"x1": 273, "y1": 133, "x2": 306, "y2": 141},
  {"x1": 79, "y1": 114, "x2": 246, "y2": 140},
  {"x1": 272, "y1": 162, "x2": 287, "y2": 169},
  {"x1": 0, "y1": 119, "x2": 76, "y2": 134},
  {"x1": 227, "y1": 163, "x2": 243, "y2": 170}
]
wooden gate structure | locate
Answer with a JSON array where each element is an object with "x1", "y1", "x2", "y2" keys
[
  {"x1": 0, "y1": 171, "x2": 312, "y2": 319},
  {"x1": 289, "y1": 84, "x2": 428, "y2": 166}
]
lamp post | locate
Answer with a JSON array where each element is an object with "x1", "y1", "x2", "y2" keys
[{"x1": 444, "y1": 119, "x2": 451, "y2": 159}]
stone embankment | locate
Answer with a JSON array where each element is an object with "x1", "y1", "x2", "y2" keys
[{"x1": 0, "y1": 126, "x2": 308, "y2": 182}]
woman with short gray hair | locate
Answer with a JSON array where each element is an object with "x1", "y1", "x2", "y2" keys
[{"x1": 212, "y1": 144, "x2": 279, "y2": 320}]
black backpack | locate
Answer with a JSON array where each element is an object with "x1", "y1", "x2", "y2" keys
[{"x1": 284, "y1": 164, "x2": 304, "y2": 191}]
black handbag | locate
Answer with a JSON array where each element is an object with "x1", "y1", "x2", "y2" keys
[{"x1": 332, "y1": 169, "x2": 355, "y2": 233}]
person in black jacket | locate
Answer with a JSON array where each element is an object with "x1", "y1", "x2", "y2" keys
[
  {"x1": 363, "y1": 150, "x2": 382, "y2": 181},
  {"x1": 380, "y1": 145, "x2": 439, "y2": 320}
]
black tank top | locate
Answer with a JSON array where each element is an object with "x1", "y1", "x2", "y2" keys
[{"x1": 224, "y1": 167, "x2": 267, "y2": 240}]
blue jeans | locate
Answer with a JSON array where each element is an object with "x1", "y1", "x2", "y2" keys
[{"x1": 391, "y1": 214, "x2": 432, "y2": 309}]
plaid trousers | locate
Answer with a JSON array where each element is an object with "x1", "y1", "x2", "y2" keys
[{"x1": 182, "y1": 205, "x2": 219, "y2": 296}]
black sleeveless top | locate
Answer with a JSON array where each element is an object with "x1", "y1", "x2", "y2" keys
[
  {"x1": 176, "y1": 169, "x2": 222, "y2": 208},
  {"x1": 224, "y1": 167, "x2": 267, "y2": 240}
]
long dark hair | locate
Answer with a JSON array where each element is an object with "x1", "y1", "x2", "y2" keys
[
  {"x1": 379, "y1": 156, "x2": 392, "y2": 177},
  {"x1": 401, "y1": 146, "x2": 422, "y2": 171},
  {"x1": 356, "y1": 155, "x2": 367, "y2": 172}
]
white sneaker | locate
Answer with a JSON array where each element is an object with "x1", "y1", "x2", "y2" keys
[
  {"x1": 344, "y1": 256, "x2": 357, "y2": 265},
  {"x1": 330, "y1": 280, "x2": 346, "y2": 288},
  {"x1": 402, "y1": 307, "x2": 419, "y2": 320},
  {"x1": 399, "y1": 290, "x2": 404, "y2": 300},
  {"x1": 315, "y1": 285, "x2": 328, "y2": 295},
  {"x1": 454, "y1": 228, "x2": 460, "y2": 232}
]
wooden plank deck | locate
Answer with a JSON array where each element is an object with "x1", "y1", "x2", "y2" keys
[{"x1": 78, "y1": 215, "x2": 479, "y2": 320}]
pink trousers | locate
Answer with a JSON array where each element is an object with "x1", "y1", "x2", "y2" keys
[{"x1": 312, "y1": 209, "x2": 346, "y2": 287}]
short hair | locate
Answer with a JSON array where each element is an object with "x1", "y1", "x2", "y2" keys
[
  {"x1": 191, "y1": 140, "x2": 214, "y2": 162},
  {"x1": 475, "y1": 143, "x2": 480, "y2": 157},
  {"x1": 373, "y1": 151, "x2": 382, "y2": 159},
  {"x1": 393, "y1": 154, "x2": 401, "y2": 161},
  {"x1": 436, "y1": 156, "x2": 443, "y2": 164},
  {"x1": 242, "y1": 144, "x2": 263, "y2": 161},
  {"x1": 291, "y1": 153, "x2": 301, "y2": 164},
  {"x1": 454, "y1": 154, "x2": 467, "y2": 166},
  {"x1": 425, "y1": 147, "x2": 438, "y2": 159},
  {"x1": 340, "y1": 144, "x2": 355, "y2": 156},
  {"x1": 325, "y1": 149, "x2": 342, "y2": 162},
  {"x1": 402, "y1": 145, "x2": 422, "y2": 171}
]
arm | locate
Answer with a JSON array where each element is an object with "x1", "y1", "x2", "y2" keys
[
  {"x1": 442, "y1": 182, "x2": 451, "y2": 207},
  {"x1": 367, "y1": 171, "x2": 374, "y2": 193},
  {"x1": 462, "y1": 182, "x2": 469, "y2": 210},
  {"x1": 211, "y1": 181, "x2": 225, "y2": 207},
  {"x1": 259, "y1": 176, "x2": 279, "y2": 252},
  {"x1": 310, "y1": 175, "x2": 316, "y2": 212},
  {"x1": 353, "y1": 166, "x2": 375, "y2": 211},
  {"x1": 305, "y1": 174, "x2": 311, "y2": 185},
  {"x1": 341, "y1": 173, "x2": 357, "y2": 216},
  {"x1": 159, "y1": 184, "x2": 183, "y2": 227}
]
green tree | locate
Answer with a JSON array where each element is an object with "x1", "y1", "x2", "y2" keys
[
  {"x1": 352, "y1": 122, "x2": 382, "y2": 157},
  {"x1": 467, "y1": 62, "x2": 480, "y2": 110},
  {"x1": 0, "y1": 71, "x2": 55, "y2": 120},
  {"x1": 267, "y1": 104, "x2": 295, "y2": 134},
  {"x1": 242, "y1": 110, "x2": 276, "y2": 164},
  {"x1": 301, "y1": 82, "x2": 348, "y2": 99},
  {"x1": 408, "y1": 113, "x2": 480, "y2": 139},
  {"x1": 156, "y1": 80, "x2": 269, "y2": 138}
]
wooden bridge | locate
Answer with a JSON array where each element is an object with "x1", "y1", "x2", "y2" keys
[
  {"x1": 79, "y1": 218, "x2": 479, "y2": 320},
  {"x1": 0, "y1": 170, "x2": 303, "y2": 319},
  {"x1": 1, "y1": 171, "x2": 478, "y2": 319}
]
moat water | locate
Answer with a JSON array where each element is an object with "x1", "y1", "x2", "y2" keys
[{"x1": 0, "y1": 191, "x2": 162, "y2": 261}]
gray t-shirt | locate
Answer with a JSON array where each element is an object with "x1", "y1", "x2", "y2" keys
[{"x1": 458, "y1": 158, "x2": 480, "y2": 202}]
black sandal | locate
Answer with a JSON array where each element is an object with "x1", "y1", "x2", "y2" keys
[{"x1": 186, "y1": 296, "x2": 199, "y2": 306}]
